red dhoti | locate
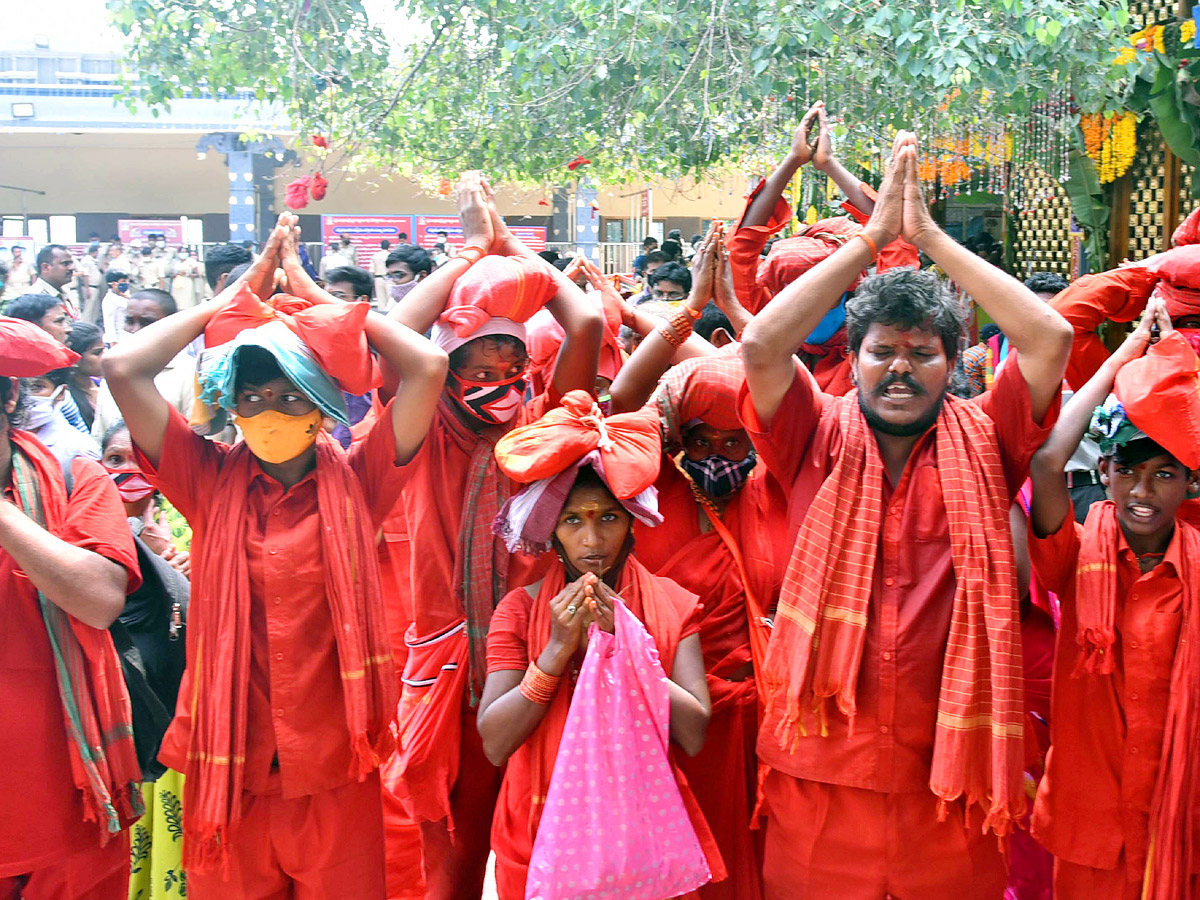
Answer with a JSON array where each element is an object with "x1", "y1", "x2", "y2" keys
[{"x1": 761, "y1": 773, "x2": 1006, "y2": 900}]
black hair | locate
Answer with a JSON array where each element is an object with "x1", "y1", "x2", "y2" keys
[
  {"x1": 323, "y1": 265, "x2": 373, "y2": 299},
  {"x1": 226, "y1": 262, "x2": 253, "y2": 284},
  {"x1": 1024, "y1": 271, "x2": 1069, "y2": 296},
  {"x1": 386, "y1": 245, "x2": 433, "y2": 276},
  {"x1": 667, "y1": 229, "x2": 683, "y2": 241},
  {"x1": 660, "y1": 240, "x2": 682, "y2": 260},
  {"x1": 204, "y1": 243, "x2": 253, "y2": 289},
  {"x1": 66, "y1": 321, "x2": 102, "y2": 355},
  {"x1": 105, "y1": 268, "x2": 130, "y2": 284},
  {"x1": 35, "y1": 244, "x2": 68, "y2": 270},
  {"x1": 0, "y1": 377, "x2": 24, "y2": 427},
  {"x1": 647, "y1": 261, "x2": 692, "y2": 294},
  {"x1": 642, "y1": 236, "x2": 659, "y2": 248},
  {"x1": 6, "y1": 293, "x2": 66, "y2": 323},
  {"x1": 979, "y1": 323, "x2": 1002, "y2": 342},
  {"x1": 846, "y1": 268, "x2": 966, "y2": 360},
  {"x1": 694, "y1": 301, "x2": 733, "y2": 341},
  {"x1": 380, "y1": 239, "x2": 391, "y2": 249},
  {"x1": 233, "y1": 346, "x2": 287, "y2": 392},
  {"x1": 447, "y1": 335, "x2": 527, "y2": 374},
  {"x1": 398, "y1": 232, "x2": 409, "y2": 242},
  {"x1": 101, "y1": 419, "x2": 130, "y2": 452},
  {"x1": 643, "y1": 250, "x2": 669, "y2": 267},
  {"x1": 130, "y1": 288, "x2": 177, "y2": 317},
  {"x1": 552, "y1": 257, "x2": 574, "y2": 272},
  {"x1": 1113, "y1": 437, "x2": 1181, "y2": 470},
  {"x1": 689, "y1": 234, "x2": 702, "y2": 244},
  {"x1": 539, "y1": 250, "x2": 561, "y2": 264}
]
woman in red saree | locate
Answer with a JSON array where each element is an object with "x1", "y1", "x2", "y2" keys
[{"x1": 477, "y1": 393, "x2": 725, "y2": 899}]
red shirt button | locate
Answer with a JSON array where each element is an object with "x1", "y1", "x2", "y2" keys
[
  {"x1": 884, "y1": 577, "x2": 895, "y2": 587},
  {"x1": 879, "y1": 725, "x2": 889, "y2": 734},
  {"x1": 882, "y1": 651, "x2": 893, "y2": 661}
]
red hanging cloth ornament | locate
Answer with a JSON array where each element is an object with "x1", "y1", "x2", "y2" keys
[
  {"x1": 311, "y1": 134, "x2": 329, "y2": 149},
  {"x1": 285, "y1": 175, "x2": 312, "y2": 210},
  {"x1": 437, "y1": 178, "x2": 453, "y2": 196},
  {"x1": 310, "y1": 172, "x2": 328, "y2": 201},
  {"x1": 566, "y1": 155, "x2": 591, "y2": 171}
]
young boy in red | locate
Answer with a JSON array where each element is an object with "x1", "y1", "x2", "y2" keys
[{"x1": 1027, "y1": 297, "x2": 1200, "y2": 900}]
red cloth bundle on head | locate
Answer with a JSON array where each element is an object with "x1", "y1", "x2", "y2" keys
[
  {"x1": 492, "y1": 391, "x2": 663, "y2": 554},
  {"x1": 432, "y1": 256, "x2": 558, "y2": 353},
  {"x1": 654, "y1": 346, "x2": 745, "y2": 448},
  {"x1": 203, "y1": 282, "x2": 379, "y2": 394},
  {"x1": 1146, "y1": 244, "x2": 1200, "y2": 320},
  {"x1": 1114, "y1": 330, "x2": 1200, "y2": 470},
  {"x1": 0, "y1": 316, "x2": 80, "y2": 376},
  {"x1": 1172, "y1": 205, "x2": 1200, "y2": 247},
  {"x1": 525, "y1": 289, "x2": 624, "y2": 397},
  {"x1": 758, "y1": 216, "x2": 865, "y2": 297},
  {"x1": 494, "y1": 390, "x2": 660, "y2": 498}
]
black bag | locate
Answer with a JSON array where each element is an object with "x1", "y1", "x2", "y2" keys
[{"x1": 113, "y1": 535, "x2": 189, "y2": 781}]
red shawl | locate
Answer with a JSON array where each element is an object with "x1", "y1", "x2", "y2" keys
[
  {"x1": 9, "y1": 431, "x2": 143, "y2": 839},
  {"x1": 491, "y1": 557, "x2": 726, "y2": 888},
  {"x1": 764, "y1": 393, "x2": 1026, "y2": 834},
  {"x1": 180, "y1": 433, "x2": 397, "y2": 872},
  {"x1": 1075, "y1": 502, "x2": 1200, "y2": 899}
]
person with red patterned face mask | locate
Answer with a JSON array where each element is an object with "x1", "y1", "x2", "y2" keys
[{"x1": 380, "y1": 172, "x2": 605, "y2": 900}]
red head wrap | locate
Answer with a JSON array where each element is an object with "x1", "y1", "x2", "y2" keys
[
  {"x1": 494, "y1": 390, "x2": 660, "y2": 498},
  {"x1": 1172, "y1": 205, "x2": 1200, "y2": 248},
  {"x1": 437, "y1": 256, "x2": 557, "y2": 341},
  {"x1": 1115, "y1": 331, "x2": 1200, "y2": 470},
  {"x1": 654, "y1": 347, "x2": 746, "y2": 449},
  {"x1": 1146, "y1": 244, "x2": 1200, "y2": 320},
  {"x1": 0, "y1": 316, "x2": 80, "y2": 376},
  {"x1": 758, "y1": 216, "x2": 865, "y2": 297}
]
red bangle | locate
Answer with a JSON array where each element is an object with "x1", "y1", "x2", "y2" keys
[
  {"x1": 857, "y1": 232, "x2": 879, "y2": 262},
  {"x1": 683, "y1": 304, "x2": 702, "y2": 320},
  {"x1": 456, "y1": 246, "x2": 487, "y2": 266},
  {"x1": 519, "y1": 661, "x2": 561, "y2": 704}
]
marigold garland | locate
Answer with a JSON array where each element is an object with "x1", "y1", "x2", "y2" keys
[{"x1": 1093, "y1": 111, "x2": 1137, "y2": 184}]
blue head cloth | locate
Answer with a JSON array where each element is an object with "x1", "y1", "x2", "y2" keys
[
  {"x1": 196, "y1": 320, "x2": 349, "y2": 426},
  {"x1": 804, "y1": 293, "x2": 848, "y2": 346}
]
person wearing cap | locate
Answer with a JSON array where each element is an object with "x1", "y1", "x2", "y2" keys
[
  {"x1": 383, "y1": 172, "x2": 603, "y2": 900},
  {"x1": 608, "y1": 229, "x2": 783, "y2": 900},
  {"x1": 478, "y1": 390, "x2": 722, "y2": 899},
  {"x1": 0, "y1": 316, "x2": 142, "y2": 900},
  {"x1": 1026, "y1": 296, "x2": 1200, "y2": 900},
  {"x1": 726, "y1": 102, "x2": 918, "y2": 396},
  {"x1": 101, "y1": 214, "x2": 448, "y2": 899}
]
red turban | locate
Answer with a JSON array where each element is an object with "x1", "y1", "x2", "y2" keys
[
  {"x1": 0, "y1": 316, "x2": 80, "y2": 376},
  {"x1": 435, "y1": 256, "x2": 557, "y2": 343},
  {"x1": 494, "y1": 390, "x2": 660, "y2": 499},
  {"x1": 1115, "y1": 331, "x2": 1200, "y2": 469},
  {"x1": 1172, "y1": 205, "x2": 1200, "y2": 248},
  {"x1": 1146, "y1": 245, "x2": 1200, "y2": 320},
  {"x1": 203, "y1": 282, "x2": 379, "y2": 394},
  {"x1": 758, "y1": 216, "x2": 865, "y2": 297},
  {"x1": 654, "y1": 347, "x2": 745, "y2": 448},
  {"x1": 525, "y1": 290, "x2": 624, "y2": 397}
]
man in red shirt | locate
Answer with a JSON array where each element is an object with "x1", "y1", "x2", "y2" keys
[
  {"x1": 0, "y1": 333, "x2": 142, "y2": 900},
  {"x1": 383, "y1": 174, "x2": 603, "y2": 900},
  {"x1": 739, "y1": 131, "x2": 1072, "y2": 899},
  {"x1": 1027, "y1": 300, "x2": 1200, "y2": 900},
  {"x1": 102, "y1": 215, "x2": 449, "y2": 899}
]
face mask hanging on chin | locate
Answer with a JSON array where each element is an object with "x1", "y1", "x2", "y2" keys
[{"x1": 448, "y1": 372, "x2": 527, "y2": 425}]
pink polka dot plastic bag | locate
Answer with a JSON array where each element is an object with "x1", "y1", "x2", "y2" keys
[{"x1": 525, "y1": 600, "x2": 712, "y2": 900}]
